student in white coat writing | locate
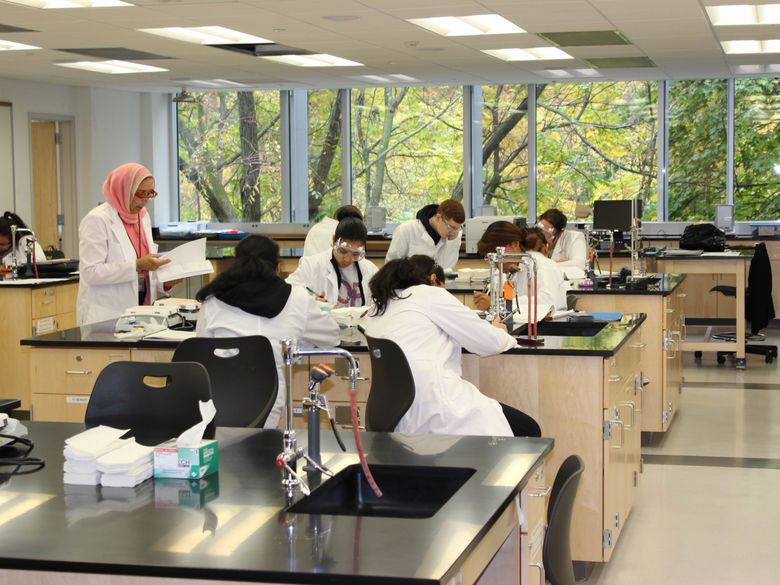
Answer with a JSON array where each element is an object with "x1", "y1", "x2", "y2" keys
[
  {"x1": 302, "y1": 205, "x2": 364, "y2": 257},
  {"x1": 385, "y1": 199, "x2": 465, "y2": 270},
  {"x1": 195, "y1": 235, "x2": 341, "y2": 429},
  {"x1": 76, "y1": 163, "x2": 179, "y2": 325},
  {"x1": 287, "y1": 217, "x2": 378, "y2": 307},
  {"x1": 473, "y1": 222, "x2": 568, "y2": 316},
  {"x1": 364, "y1": 257, "x2": 541, "y2": 437},
  {"x1": 538, "y1": 208, "x2": 587, "y2": 277}
]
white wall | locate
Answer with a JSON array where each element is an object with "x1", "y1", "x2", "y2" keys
[{"x1": 0, "y1": 77, "x2": 173, "y2": 245}]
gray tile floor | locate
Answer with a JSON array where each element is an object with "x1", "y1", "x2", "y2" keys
[{"x1": 585, "y1": 327, "x2": 780, "y2": 585}]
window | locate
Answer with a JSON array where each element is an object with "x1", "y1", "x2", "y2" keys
[
  {"x1": 733, "y1": 78, "x2": 780, "y2": 221},
  {"x1": 481, "y1": 84, "x2": 530, "y2": 216},
  {"x1": 537, "y1": 81, "x2": 658, "y2": 221},
  {"x1": 308, "y1": 89, "x2": 346, "y2": 222},
  {"x1": 350, "y1": 86, "x2": 463, "y2": 222},
  {"x1": 667, "y1": 79, "x2": 727, "y2": 222},
  {"x1": 177, "y1": 91, "x2": 282, "y2": 222}
]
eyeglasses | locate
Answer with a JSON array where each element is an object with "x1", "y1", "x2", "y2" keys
[
  {"x1": 134, "y1": 189, "x2": 158, "y2": 199},
  {"x1": 537, "y1": 223, "x2": 556, "y2": 239},
  {"x1": 441, "y1": 218, "x2": 461, "y2": 234},
  {"x1": 333, "y1": 239, "x2": 365, "y2": 261}
]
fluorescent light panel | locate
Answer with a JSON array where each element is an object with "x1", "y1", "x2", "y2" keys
[
  {"x1": 733, "y1": 63, "x2": 780, "y2": 73},
  {"x1": 354, "y1": 74, "x2": 419, "y2": 83},
  {"x1": 139, "y1": 27, "x2": 273, "y2": 45},
  {"x1": 407, "y1": 14, "x2": 525, "y2": 36},
  {"x1": 706, "y1": 4, "x2": 780, "y2": 26},
  {"x1": 0, "y1": 39, "x2": 41, "y2": 50},
  {"x1": 4, "y1": 0, "x2": 129, "y2": 7},
  {"x1": 722, "y1": 39, "x2": 780, "y2": 54},
  {"x1": 482, "y1": 47, "x2": 574, "y2": 61},
  {"x1": 56, "y1": 60, "x2": 168, "y2": 74},
  {"x1": 537, "y1": 68, "x2": 601, "y2": 78},
  {"x1": 261, "y1": 54, "x2": 362, "y2": 67},
  {"x1": 177, "y1": 79, "x2": 248, "y2": 88}
]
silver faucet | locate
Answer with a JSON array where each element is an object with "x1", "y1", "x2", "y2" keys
[
  {"x1": 9, "y1": 225, "x2": 35, "y2": 280},
  {"x1": 276, "y1": 339, "x2": 360, "y2": 499}
]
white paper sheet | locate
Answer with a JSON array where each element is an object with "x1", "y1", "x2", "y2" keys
[{"x1": 155, "y1": 238, "x2": 214, "y2": 282}]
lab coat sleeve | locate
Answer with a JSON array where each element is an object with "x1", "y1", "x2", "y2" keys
[
  {"x1": 556, "y1": 230, "x2": 587, "y2": 272},
  {"x1": 78, "y1": 211, "x2": 136, "y2": 286},
  {"x1": 426, "y1": 289, "x2": 517, "y2": 356},
  {"x1": 385, "y1": 221, "x2": 411, "y2": 261},
  {"x1": 285, "y1": 255, "x2": 315, "y2": 289},
  {"x1": 438, "y1": 236, "x2": 461, "y2": 270},
  {"x1": 298, "y1": 293, "x2": 341, "y2": 348}
]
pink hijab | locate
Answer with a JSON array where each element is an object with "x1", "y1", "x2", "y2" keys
[{"x1": 102, "y1": 163, "x2": 152, "y2": 225}]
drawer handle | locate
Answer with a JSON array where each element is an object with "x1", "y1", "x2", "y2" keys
[
  {"x1": 632, "y1": 342, "x2": 647, "y2": 348},
  {"x1": 529, "y1": 563, "x2": 544, "y2": 585},
  {"x1": 41, "y1": 300, "x2": 54, "y2": 305},
  {"x1": 678, "y1": 293, "x2": 688, "y2": 298},
  {"x1": 609, "y1": 375, "x2": 623, "y2": 383},
  {"x1": 529, "y1": 486, "x2": 551, "y2": 497},
  {"x1": 665, "y1": 308, "x2": 674, "y2": 313},
  {"x1": 66, "y1": 370, "x2": 93, "y2": 375}
]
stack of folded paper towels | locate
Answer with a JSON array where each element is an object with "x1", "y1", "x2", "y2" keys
[{"x1": 64, "y1": 426, "x2": 154, "y2": 488}]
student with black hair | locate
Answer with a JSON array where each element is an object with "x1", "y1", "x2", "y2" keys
[
  {"x1": 364, "y1": 257, "x2": 541, "y2": 437},
  {"x1": 195, "y1": 234, "x2": 340, "y2": 429},
  {"x1": 538, "y1": 208, "x2": 587, "y2": 276},
  {"x1": 287, "y1": 216, "x2": 379, "y2": 307},
  {"x1": 303, "y1": 205, "x2": 364, "y2": 257},
  {"x1": 0, "y1": 211, "x2": 46, "y2": 267}
]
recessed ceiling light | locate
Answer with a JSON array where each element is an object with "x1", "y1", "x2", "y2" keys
[
  {"x1": 352, "y1": 74, "x2": 419, "y2": 83},
  {"x1": 261, "y1": 54, "x2": 362, "y2": 67},
  {"x1": 536, "y1": 67, "x2": 602, "y2": 78},
  {"x1": 0, "y1": 39, "x2": 41, "y2": 50},
  {"x1": 4, "y1": 0, "x2": 129, "y2": 7},
  {"x1": 706, "y1": 4, "x2": 780, "y2": 26},
  {"x1": 174, "y1": 78, "x2": 248, "y2": 88},
  {"x1": 481, "y1": 47, "x2": 574, "y2": 61},
  {"x1": 407, "y1": 15, "x2": 525, "y2": 37},
  {"x1": 721, "y1": 39, "x2": 780, "y2": 54},
  {"x1": 139, "y1": 27, "x2": 273, "y2": 45},
  {"x1": 56, "y1": 60, "x2": 168, "y2": 74}
]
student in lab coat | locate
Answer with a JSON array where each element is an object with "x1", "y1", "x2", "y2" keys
[
  {"x1": 473, "y1": 222, "x2": 568, "y2": 315},
  {"x1": 538, "y1": 208, "x2": 587, "y2": 276},
  {"x1": 302, "y1": 205, "x2": 364, "y2": 257},
  {"x1": 76, "y1": 163, "x2": 180, "y2": 325},
  {"x1": 195, "y1": 234, "x2": 340, "y2": 429},
  {"x1": 364, "y1": 257, "x2": 541, "y2": 437},
  {"x1": 287, "y1": 217, "x2": 379, "y2": 307},
  {"x1": 385, "y1": 199, "x2": 465, "y2": 270},
  {"x1": 0, "y1": 211, "x2": 46, "y2": 268}
]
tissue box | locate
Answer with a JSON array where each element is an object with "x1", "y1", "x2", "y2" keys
[
  {"x1": 154, "y1": 475, "x2": 220, "y2": 508},
  {"x1": 153, "y1": 440, "x2": 218, "y2": 479}
]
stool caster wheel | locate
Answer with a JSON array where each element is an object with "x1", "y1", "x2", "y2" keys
[
  {"x1": 717, "y1": 354, "x2": 726, "y2": 365},
  {"x1": 736, "y1": 357, "x2": 746, "y2": 369},
  {"x1": 694, "y1": 351, "x2": 702, "y2": 360},
  {"x1": 766, "y1": 354, "x2": 774, "y2": 364}
]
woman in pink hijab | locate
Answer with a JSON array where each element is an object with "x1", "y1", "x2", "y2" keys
[{"x1": 76, "y1": 163, "x2": 177, "y2": 325}]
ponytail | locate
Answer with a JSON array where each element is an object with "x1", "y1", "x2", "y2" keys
[{"x1": 368, "y1": 258, "x2": 431, "y2": 316}]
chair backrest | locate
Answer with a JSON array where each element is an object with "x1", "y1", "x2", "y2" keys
[
  {"x1": 543, "y1": 454, "x2": 585, "y2": 585},
  {"x1": 84, "y1": 360, "x2": 213, "y2": 445},
  {"x1": 363, "y1": 333, "x2": 416, "y2": 432},
  {"x1": 172, "y1": 335, "x2": 278, "y2": 428},
  {"x1": 746, "y1": 243, "x2": 775, "y2": 333}
]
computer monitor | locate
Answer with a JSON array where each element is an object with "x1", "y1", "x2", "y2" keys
[{"x1": 592, "y1": 200, "x2": 633, "y2": 231}]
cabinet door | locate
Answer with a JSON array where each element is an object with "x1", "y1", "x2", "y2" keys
[{"x1": 31, "y1": 287, "x2": 58, "y2": 320}]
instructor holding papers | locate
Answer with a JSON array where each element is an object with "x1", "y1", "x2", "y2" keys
[{"x1": 76, "y1": 163, "x2": 182, "y2": 325}]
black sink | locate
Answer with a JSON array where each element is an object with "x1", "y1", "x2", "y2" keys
[
  {"x1": 287, "y1": 464, "x2": 476, "y2": 519},
  {"x1": 513, "y1": 320, "x2": 607, "y2": 337}
]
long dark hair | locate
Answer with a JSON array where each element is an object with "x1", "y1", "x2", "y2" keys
[
  {"x1": 368, "y1": 258, "x2": 432, "y2": 316},
  {"x1": 196, "y1": 235, "x2": 279, "y2": 302},
  {"x1": 0, "y1": 211, "x2": 30, "y2": 244},
  {"x1": 408, "y1": 254, "x2": 445, "y2": 286}
]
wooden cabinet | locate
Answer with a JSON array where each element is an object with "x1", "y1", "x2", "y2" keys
[
  {"x1": 522, "y1": 461, "x2": 549, "y2": 585},
  {"x1": 0, "y1": 280, "x2": 79, "y2": 410}
]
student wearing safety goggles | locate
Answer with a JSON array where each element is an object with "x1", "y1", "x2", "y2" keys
[
  {"x1": 537, "y1": 208, "x2": 587, "y2": 278},
  {"x1": 287, "y1": 217, "x2": 379, "y2": 307},
  {"x1": 385, "y1": 199, "x2": 465, "y2": 271}
]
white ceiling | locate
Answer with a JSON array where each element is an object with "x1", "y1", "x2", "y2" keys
[{"x1": 1, "y1": 0, "x2": 779, "y2": 93}]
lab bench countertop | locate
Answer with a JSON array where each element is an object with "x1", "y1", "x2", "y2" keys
[
  {"x1": 0, "y1": 422, "x2": 552, "y2": 585},
  {"x1": 21, "y1": 312, "x2": 646, "y2": 359},
  {"x1": 572, "y1": 273, "x2": 686, "y2": 296},
  {"x1": 0, "y1": 274, "x2": 79, "y2": 287}
]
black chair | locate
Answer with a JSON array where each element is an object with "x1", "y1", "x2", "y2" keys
[
  {"x1": 172, "y1": 336, "x2": 279, "y2": 428},
  {"x1": 709, "y1": 242, "x2": 777, "y2": 364},
  {"x1": 362, "y1": 333, "x2": 416, "y2": 432},
  {"x1": 84, "y1": 361, "x2": 214, "y2": 445},
  {"x1": 543, "y1": 454, "x2": 585, "y2": 585}
]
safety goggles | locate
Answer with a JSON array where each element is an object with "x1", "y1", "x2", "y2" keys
[
  {"x1": 537, "y1": 223, "x2": 556, "y2": 240},
  {"x1": 134, "y1": 189, "x2": 158, "y2": 199},
  {"x1": 441, "y1": 217, "x2": 461, "y2": 234},
  {"x1": 333, "y1": 239, "x2": 365, "y2": 261}
]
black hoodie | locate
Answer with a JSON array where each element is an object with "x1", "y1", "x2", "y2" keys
[
  {"x1": 416, "y1": 203, "x2": 441, "y2": 245},
  {"x1": 215, "y1": 277, "x2": 292, "y2": 319}
]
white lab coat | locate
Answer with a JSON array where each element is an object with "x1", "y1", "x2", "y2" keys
[
  {"x1": 1, "y1": 235, "x2": 46, "y2": 267},
  {"x1": 286, "y1": 248, "x2": 379, "y2": 306},
  {"x1": 550, "y1": 229, "x2": 587, "y2": 277},
  {"x1": 364, "y1": 285, "x2": 517, "y2": 436},
  {"x1": 302, "y1": 217, "x2": 338, "y2": 257},
  {"x1": 76, "y1": 202, "x2": 162, "y2": 325},
  {"x1": 386, "y1": 219, "x2": 461, "y2": 270},
  {"x1": 196, "y1": 286, "x2": 341, "y2": 429},
  {"x1": 509, "y1": 251, "x2": 569, "y2": 315}
]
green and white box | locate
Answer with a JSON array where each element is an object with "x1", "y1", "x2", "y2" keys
[{"x1": 153, "y1": 440, "x2": 218, "y2": 479}]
